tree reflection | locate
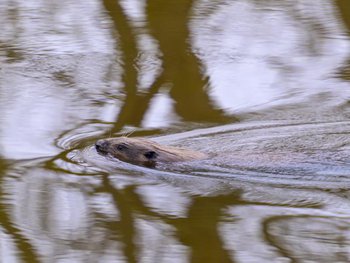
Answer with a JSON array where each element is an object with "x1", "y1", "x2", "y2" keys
[
  {"x1": 335, "y1": 0, "x2": 350, "y2": 81},
  {"x1": 92, "y1": 174, "x2": 240, "y2": 262},
  {"x1": 102, "y1": 0, "x2": 165, "y2": 134},
  {"x1": 100, "y1": 175, "x2": 139, "y2": 263},
  {"x1": 102, "y1": 0, "x2": 232, "y2": 135},
  {"x1": 146, "y1": 0, "x2": 230, "y2": 123},
  {"x1": 263, "y1": 215, "x2": 350, "y2": 262},
  {"x1": 103, "y1": 0, "x2": 140, "y2": 133},
  {"x1": 0, "y1": 159, "x2": 40, "y2": 263},
  {"x1": 2, "y1": 0, "x2": 350, "y2": 261},
  {"x1": 335, "y1": 0, "x2": 350, "y2": 34},
  {"x1": 168, "y1": 194, "x2": 240, "y2": 263}
]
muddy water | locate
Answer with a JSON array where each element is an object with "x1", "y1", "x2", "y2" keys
[{"x1": 1, "y1": 0, "x2": 350, "y2": 262}]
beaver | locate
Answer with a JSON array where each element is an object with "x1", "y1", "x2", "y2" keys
[{"x1": 95, "y1": 137, "x2": 207, "y2": 167}]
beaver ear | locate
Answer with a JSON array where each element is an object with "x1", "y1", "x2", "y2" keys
[{"x1": 144, "y1": 151, "x2": 158, "y2": 160}]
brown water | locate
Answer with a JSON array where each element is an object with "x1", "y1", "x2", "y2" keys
[{"x1": 1, "y1": 0, "x2": 350, "y2": 262}]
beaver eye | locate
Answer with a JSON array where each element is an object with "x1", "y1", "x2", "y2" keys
[
  {"x1": 144, "y1": 151, "x2": 158, "y2": 160},
  {"x1": 116, "y1": 144, "x2": 127, "y2": 151}
]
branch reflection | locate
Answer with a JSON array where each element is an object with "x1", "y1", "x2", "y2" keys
[{"x1": 102, "y1": 0, "x2": 232, "y2": 136}]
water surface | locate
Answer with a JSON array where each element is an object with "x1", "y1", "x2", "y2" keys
[{"x1": 1, "y1": 0, "x2": 350, "y2": 262}]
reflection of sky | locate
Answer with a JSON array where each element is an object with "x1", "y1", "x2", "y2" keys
[
  {"x1": 1, "y1": 1, "x2": 350, "y2": 261},
  {"x1": 1, "y1": 76, "x2": 65, "y2": 158},
  {"x1": 0, "y1": 0, "x2": 116, "y2": 159},
  {"x1": 1, "y1": 0, "x2": 350, "y2": 160},
  {"x1": 0, "y1": 0, "x2": 112, "y2": 54},
  {"x1": 142, "y1": 91, "x2": 177, "y2": 128},
  {"x1": 191, "y1": 0, "x2": 350, "y2": 112}
]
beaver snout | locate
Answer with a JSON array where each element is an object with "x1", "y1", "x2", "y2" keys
[{"x1": 95, "y1": 139, "x2": 109, "y2": 154}]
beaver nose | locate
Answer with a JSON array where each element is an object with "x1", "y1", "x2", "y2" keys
[{"x1": 95, "y1": 139, "x2": 109, "y2": 152}]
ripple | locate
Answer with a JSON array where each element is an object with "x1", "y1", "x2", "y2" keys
[
  {"x1": 152, "y1": 120, "x2": 350, "y2": 188},
  {"x1": 55, "y1": 123, "x2": 109, "y2": 149},
  {"x1": 63, "y1": 120, "x2": 350, "y2": 189}
]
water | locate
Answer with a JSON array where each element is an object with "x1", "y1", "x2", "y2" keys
[{"x1": 1, "y1": 0, "x2": 350, "y2": 262}]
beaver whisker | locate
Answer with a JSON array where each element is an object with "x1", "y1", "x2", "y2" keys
[{"x1": 125, "y1": 129, "x2": 136, "y2": 138}]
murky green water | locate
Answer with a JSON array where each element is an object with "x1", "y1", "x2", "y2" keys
[{"x1": 1, "y1": 0, "x2": 350, "y2": 262}]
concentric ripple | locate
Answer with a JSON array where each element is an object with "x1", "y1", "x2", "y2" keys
[{"x1": 78, "y1": 120, "x2": 350, "y2": 188}]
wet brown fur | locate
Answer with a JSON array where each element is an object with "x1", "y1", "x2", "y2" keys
[{"x1": 95, "y1": 137, "x2": 207, "y2": 167}]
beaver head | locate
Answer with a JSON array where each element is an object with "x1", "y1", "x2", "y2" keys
[{"x1": 95, "y1": 137, "x2": 207, "y2": 167}]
